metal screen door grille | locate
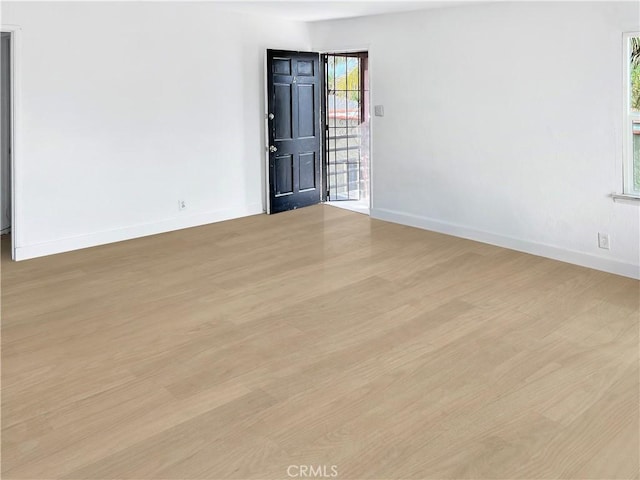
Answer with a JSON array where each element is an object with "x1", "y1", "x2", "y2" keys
[{"x1": 324, "y1": 53, "x2": 368, "y2": 201}]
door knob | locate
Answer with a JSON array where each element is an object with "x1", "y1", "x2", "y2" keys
[
  {"x1": 269, "y1": 145, "x2": 278, "y2": 153},
  {"x1": 268, "y1": 113, "x2": 275, "y2": 120}
]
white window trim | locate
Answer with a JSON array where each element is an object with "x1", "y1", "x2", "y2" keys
[{"x1": 622, "y1": 31, "x2": 640, "y2": 198}]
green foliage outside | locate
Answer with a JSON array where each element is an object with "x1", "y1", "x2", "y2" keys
[
  {"x1": 632, "y1": 37, "x2": 640, "y2": 111},
  {"x1": 329, "y1": 57, "x2": 360, "y2": 103},
  {"x1": 632, "y1": 64, "x2": 640, "y2": 111},
  {"x1": 336, "y1": 65, "x2": 360, "y2": 103}
]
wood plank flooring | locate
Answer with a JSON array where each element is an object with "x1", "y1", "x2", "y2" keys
[{"x1": 1, "y1": 205, "x2": 638, "y2": 479}]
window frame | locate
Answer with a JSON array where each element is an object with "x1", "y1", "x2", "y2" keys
[{"x1": 623, "y1": 31, "x2": 640, "y2": 197}]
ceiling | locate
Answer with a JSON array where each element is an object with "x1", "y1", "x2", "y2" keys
[{"x1": 212, "y1": 0, "x2": 479, "y2": 22}]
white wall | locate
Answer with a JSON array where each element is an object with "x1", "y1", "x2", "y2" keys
[
  {"x1": 1, "y1": 2, "x2": 310, "y2": 259},
  {"x1": 311, "y1": 1, "x2": 640, "y2": 279},
  {"x1": 2, "y1": 1, "x2": 639, "y2": 278}
]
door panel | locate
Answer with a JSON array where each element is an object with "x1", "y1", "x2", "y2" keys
[
  {"x1": 272, "y1": 57, "x2": 292, "y2": 75},
  {"x1": 297, "y1": 60, "x2": 314, "y2": 76},
  {"x1": 267, "y1": 49, "x2": 321, "y2": 213},
  {"x1": 299, "y1": 152, "x2": 316, "y2": 191},
  {"x1": 297, "y1": 84, "x2": 316, "y2": 138},
  {"x1": 274, "y1": 84, "x2": 292, "y2": 140},
  {"x1": 274, "y1": 154, "x2": 294, "y2": 196}
]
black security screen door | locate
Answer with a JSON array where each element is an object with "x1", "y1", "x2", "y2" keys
[
  {"x1": 324, "y1": 52, "x2": 369, "y2": 201},
  {"x1": 267, "y1": 50, "x2": 322, "y2": 214}
]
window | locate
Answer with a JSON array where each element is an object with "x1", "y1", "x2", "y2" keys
[{"x1": 624, "y1": 33, "x2": 640, "y2": 196}]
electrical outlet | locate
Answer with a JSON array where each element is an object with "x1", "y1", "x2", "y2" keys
[
  {"x1": 598, "y1": 232, "x2": 610, "y2": 250},
  {"x1": 178, "y1": 200, "x2": 187, "y2": 211}
]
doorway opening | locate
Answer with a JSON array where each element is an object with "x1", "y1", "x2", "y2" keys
[
  {"x1": 323, "y1": 51, "x2": 369, "y2": 215},
  {"x1": 1, "y1": 31, "x2": 12, "y2": 238}
]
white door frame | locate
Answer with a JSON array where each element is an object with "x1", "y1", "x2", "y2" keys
[{"x1": 1, "y1": 24, "x2": 20, "y2": 260}]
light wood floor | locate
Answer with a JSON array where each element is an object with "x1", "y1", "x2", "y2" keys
[{"x1": 1, "y1": 205, "x2": 639, "y2": 479}]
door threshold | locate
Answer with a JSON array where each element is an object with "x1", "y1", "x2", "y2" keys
[{"x1": 325, "y1": 201, "x2": 370, "y2": 215}]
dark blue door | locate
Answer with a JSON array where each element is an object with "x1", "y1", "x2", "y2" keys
[{"x1": 267, "y1": 50, "x2": 321, "y2": 214}]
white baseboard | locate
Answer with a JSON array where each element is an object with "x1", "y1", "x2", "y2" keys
[
  {"x1": 370, "y1": 207, "x2": 640, "y2": 280},
  {"x1": 14, "y1": 203, "x2": 263, "y2": 261}
]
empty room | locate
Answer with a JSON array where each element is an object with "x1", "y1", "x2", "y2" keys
[{"x1": 1, "y1": 1, "x2": 639, "y2": 479}]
